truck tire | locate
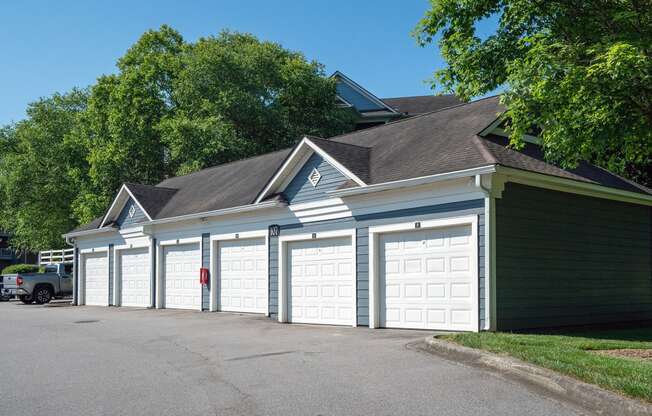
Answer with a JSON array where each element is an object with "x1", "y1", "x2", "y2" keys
[
  {"x1": 33, "y1": 286, "x2": 53, "y2": 304},
  {"x1": 19, "y1": 295, "x2": 34, "y2": 304}
]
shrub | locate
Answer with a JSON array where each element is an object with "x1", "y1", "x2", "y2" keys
[{"x1": 1, "y1": 264, "x2": 42, "y2": 275}]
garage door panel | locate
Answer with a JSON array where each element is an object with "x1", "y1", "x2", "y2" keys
[
  {"x1": 288, "y1": 237, "x2": 355, "y2": 326},
  {"x1": 164, "y1": 243, "x2": 201, "y2": 310},
  {"x1": 120, "y1": 247, "x2": 150, "y2": 307},
  {"x1": 218, "y1": 237, "x2": 267, "y2": 314},
  {"x1": 84, "y1": 253, "x2": 108, "y2": 306},
  {"x1": 380, "y1": 224, "x2": 476, "y2": 331}
]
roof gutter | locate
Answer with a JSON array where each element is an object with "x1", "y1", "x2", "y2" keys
[
  {"x1": 327, "y1": 165, "x2": 497, "y2": 198},
  {"x1": 63, "y1": 226, "x2": 117, "y2": 239}
]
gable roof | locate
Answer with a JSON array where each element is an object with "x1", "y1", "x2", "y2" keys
[
  {"x1": 68, "y1": 95, "x2": 651, "y2": 236},
  {"x1": 123, "y1": 183, "x2": 178, "y2": 219},
  {"x1": 329, "y1": 96, "x2": 503, "y2": 184},
  {"x1": 152, "y1": 149, "x2": 291, "y2": 219},
  {"x1": 381, "y1": 95, "x2": 463, "y2": 116},
  {"x1": 305, "y1": 137, "x2": 371, "y2": 183}
]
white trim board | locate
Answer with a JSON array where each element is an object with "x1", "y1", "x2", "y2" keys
[
  {"x1": 367, "y1": 215, "x2": 480, "y2": 332},
  {"x1": 277, "y1": 228, "x2": 357, "y2": 327},
  {"x1": 209, "y1": 229, "x2": 269, "y2": 314}
]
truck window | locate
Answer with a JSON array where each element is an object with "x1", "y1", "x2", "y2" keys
[{"x1": 64, "y1": 264, "x2": 73, "y2": 274}]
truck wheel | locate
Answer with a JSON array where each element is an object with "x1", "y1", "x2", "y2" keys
[
  {"x1": 33, "y1": 286, "x2": 53, "y2": 304},
  {"x1": 19, "y1": 295, "x2": 34, "y2": 304}
]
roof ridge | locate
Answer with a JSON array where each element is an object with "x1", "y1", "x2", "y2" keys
[
  {"x1": 306, "y1": 135, "x2": 371, "y2": 150},
  {"x1": 329, "y1": 95, "x2": 503, "y2": 142}
]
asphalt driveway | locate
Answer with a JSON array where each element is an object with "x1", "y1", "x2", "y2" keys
[{"x1": 1, "y1": 301, "x2": 581, "y2": 416}]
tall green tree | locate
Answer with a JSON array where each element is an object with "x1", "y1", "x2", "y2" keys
[
  {"x1": 71, "y1": 26, "x2": 354, "y2": 224},
  {"x1": 0, "y1": 89, "x2": 88, "y2": 250},
  {"x1": 416, "y1": 0, "x2": 652, "y2": 186}
]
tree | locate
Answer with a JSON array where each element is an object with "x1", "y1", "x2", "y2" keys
[
  {"x1": 0, "y1": 89, "x2": 88, "y2": 250},
  {"x1": 415, "y1": 0, "x2": 652, "y2": 186},
  {"x1": 71, "y1": 26, "x2": 355, "y2": 224}
]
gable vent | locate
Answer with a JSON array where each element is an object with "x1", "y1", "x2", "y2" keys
[
  {"x1": 308, "y1": 168, "x2": 321, "y2": 187},
  {"x1": 128, "y1": 204, "x2": 136, "y2": 218}
]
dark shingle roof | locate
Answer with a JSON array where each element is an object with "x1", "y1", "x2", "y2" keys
[
  {"x1": 480, "y1": 135, "x2": 652, "y2": 194},
  {"x1": 124, "y1": 183, "x2": 177, "y2": 219},
  {"x1": 331, "y1": 96, "x2": 503, "y2": 184},
  {"x1": 382, "y1": 95, "x2": 463, "y2": 116},
  {"x1": 68, "y1": 95, "x2": 650, "y2": 234},
  {"x1": 306, "y1": 136, "x2": 371, "y2": 183},
  {"x1": 152, "y1": 149, "x2": 291, "y2": 219}
]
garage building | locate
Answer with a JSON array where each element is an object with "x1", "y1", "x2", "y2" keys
[{"x1": 66, "y1": 96, "x2": 652, "y2": 331}]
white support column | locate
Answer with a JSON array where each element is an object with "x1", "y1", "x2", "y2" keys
[
  {"x1": 149, "y1": 237, "x2": 156, "y2": 309},
  {"x1": 209, "y1": 239, "x2": 218, "y2": 312},
  {"x1": 113, "y1": 246, "x2": 120, "y2": 306},
  {"x1": 155, "y1": 242, "x2": 164, "y2": 309}
]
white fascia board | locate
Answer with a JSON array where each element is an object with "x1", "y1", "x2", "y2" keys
[
  {"x1": 99, "y1": 184, "x2": 153, "y2": 228},
  {"x1": 497, "y1": 166, "x2": 652, "y2": 206},
  {"x1": 255, "y1": 136, "x2": 367, "y2": 204},
  {"x1": 328, "y1": 165, "x2": 497, "y2": 198}
]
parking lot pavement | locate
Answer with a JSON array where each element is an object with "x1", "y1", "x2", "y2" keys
[{"x1": 0, "y1": 301, "x2": 581, "y2": 416}]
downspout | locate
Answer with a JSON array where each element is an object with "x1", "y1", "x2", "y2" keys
[
  {"x1": 141, "y1": 225, "x2": 157, "y2": 309},
  {"x1": 474, "y1": 174, "x2": 495, "y2": 331}
]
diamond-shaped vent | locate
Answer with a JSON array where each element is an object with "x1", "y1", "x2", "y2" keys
[
  {"x1": 128, "y1": 204, "x2": 136, "y2": 218},
  {"x1": 308, "y1": 168, "x2": 321, "y2": 187}
]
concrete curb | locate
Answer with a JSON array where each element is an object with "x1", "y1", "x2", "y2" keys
[{"x1": 424, "y1": 336, "x2": 652, "y2": 416}]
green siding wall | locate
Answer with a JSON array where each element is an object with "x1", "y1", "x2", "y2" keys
[{"x1": 495, "y1": 183, "x2": 652, "y2": 330}]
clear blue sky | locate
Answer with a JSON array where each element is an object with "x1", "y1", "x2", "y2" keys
[{"x1": 0, "y1": 1, "x2": 496, "y2": 125}]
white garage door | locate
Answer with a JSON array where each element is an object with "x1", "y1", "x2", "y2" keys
[
  {"x1": 218, "y1": 238, "x2": 267, "y2": 314},
  {"x1": 84, "y1": 252, "x2": 108, "y2": 306},
  {"x1": 164, "y1": 243, "x2": 201, "y2": 310},
  {"x1": 288, "y1": 237, "x2": 355, "y2": 326},
  {"x1": 119, "y1": 247, "x2": 150, "y2": 307},
  {"x1": 380, "y1": 224, "x2": 476, "y2": 331}
]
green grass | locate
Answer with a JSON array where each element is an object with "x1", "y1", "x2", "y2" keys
[{"x1": 442, "y1": 327, "x2": 652, "y2": 402}]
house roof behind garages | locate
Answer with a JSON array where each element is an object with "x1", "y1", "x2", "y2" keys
[{"x1": 381, "y1": 95, "x2": 463, "y2": 116}]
